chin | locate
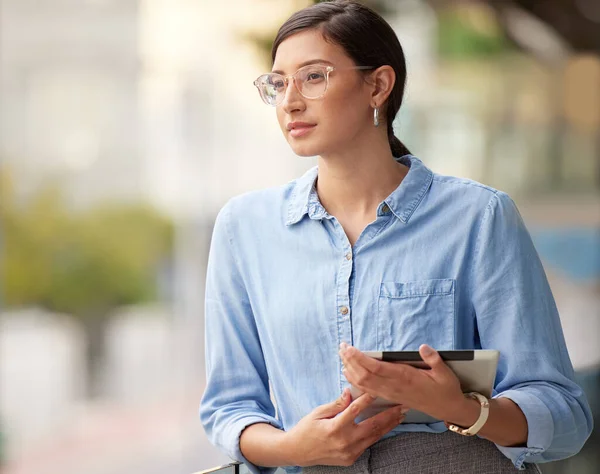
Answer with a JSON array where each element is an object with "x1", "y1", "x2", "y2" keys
[
  {"x1": 288, "y1": 136, "x2": 329, "y2": 157},
  {"x1": 292, "y1": 148, "x2": 319, "y2": 157},
  {"x1": 289, "y1": 142, "x2": 320, "y2": 157}
]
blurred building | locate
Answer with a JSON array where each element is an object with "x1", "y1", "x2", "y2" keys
[
  {"x1": 0, "y1": 0, "x2": 143, "y2": 209},
  {"x1": 0, "y1": 0, "x2": 311, "y2": 218}
]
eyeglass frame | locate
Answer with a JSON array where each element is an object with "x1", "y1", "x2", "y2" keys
[{"x1": 253, "y1": 64, "x2": 375, "y2": 106}]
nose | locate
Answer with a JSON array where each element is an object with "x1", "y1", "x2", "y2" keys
[{"x1": 281, "y1": 77, "x2": 305, "y2": 114}]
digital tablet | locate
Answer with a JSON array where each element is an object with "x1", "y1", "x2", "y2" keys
[{"x1": 348, "y1": 349, "x2": 499, "y2": 424}]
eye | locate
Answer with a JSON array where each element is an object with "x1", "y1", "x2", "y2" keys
[
  {"x1": 267, "y1": 75, "x2": 285, "y2": 91},
  {"x1": 305, "y1": 71, "x2": 325, "y2": 82}
]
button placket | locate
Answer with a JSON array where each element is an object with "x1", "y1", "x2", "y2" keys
[
  {"x1": 335, "y1": 247, "x2": 354, "y2": 392},
  {"x1": 326, "y1": 217, "x2": 355, "y2": 392}
]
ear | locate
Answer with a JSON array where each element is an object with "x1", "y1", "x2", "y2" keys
[{"x1": 368, "y1": 65, "x2": 396, "y2": 110}]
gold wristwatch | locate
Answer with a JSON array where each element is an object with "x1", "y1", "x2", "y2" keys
[{"x1": 445, "y1": 392, "x2": 490, "y2": 436}]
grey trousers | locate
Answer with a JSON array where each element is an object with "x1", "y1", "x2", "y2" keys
[{"x1": 302, "y1": 431, "x2": 542, "y2": 473}]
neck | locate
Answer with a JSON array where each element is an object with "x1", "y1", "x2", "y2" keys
[{"x1": 315, "y1": 133, "x2": 408, "y2": 219}]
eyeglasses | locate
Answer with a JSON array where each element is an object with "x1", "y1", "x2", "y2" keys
[{"x1": 253, "y1": 64, "x2": 374, "y2": 107}]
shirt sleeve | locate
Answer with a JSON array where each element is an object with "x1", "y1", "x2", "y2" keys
[
  {"x1": 470, "y1": 191, "x2": 594, "y2": 470},
  {"x1": 200, "y1": 201, "x2": 283, "y2": 474}
]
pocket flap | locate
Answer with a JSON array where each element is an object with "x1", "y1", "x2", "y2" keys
[{"x1": 380, "y1": 279, "x2": 454, "y2": 299}]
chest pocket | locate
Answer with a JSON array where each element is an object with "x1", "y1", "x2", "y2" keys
[{"x1": 377, "y1": 278, "x2": 455, "y2": 351}]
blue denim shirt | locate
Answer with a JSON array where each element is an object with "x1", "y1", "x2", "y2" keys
[{"x1": 200, "y1": 155, "x2": 593, "y2": 473}]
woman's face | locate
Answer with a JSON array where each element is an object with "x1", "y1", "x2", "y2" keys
[{"x1": 271, "y1": 29, "x2": 374, "y2": 157}]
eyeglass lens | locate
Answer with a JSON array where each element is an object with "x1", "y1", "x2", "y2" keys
[{"x1": 256, "y1": 65, "x2": 328, "y2": 105}]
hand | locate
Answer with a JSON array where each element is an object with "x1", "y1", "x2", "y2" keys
[
  {"x1": 283, "y1": 389, "x2": 408, "y2": 467},
  {"x1": 339, "y1": 343, "x2": 466, "y2": 421}
]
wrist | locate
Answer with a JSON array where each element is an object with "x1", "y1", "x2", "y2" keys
[
  {"x1": 278, "y1": 430, "x2": 299, "y2": 466},
  {"x1": 445, "y1": 394, "x2": 481, "y2": 428}
]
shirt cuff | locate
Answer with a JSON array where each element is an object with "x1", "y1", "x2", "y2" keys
[
  {"x1": 492, "y1": 389, "x2": 553, "y2": 470},
  {"x1": 226, "y1": 415, "x2": 285, "y2": 474}
]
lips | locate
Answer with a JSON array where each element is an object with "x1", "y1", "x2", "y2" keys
[
  {"x1": 286, "y1": 121, "x2": 316, "y2": 131},
  {"x1": 287, "y1": 121, "x2": 317, "y2": 138}
]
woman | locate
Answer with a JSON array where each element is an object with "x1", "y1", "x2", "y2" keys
[{"x1": 199, "y1": 1, "x2": 593, "y2": 473}]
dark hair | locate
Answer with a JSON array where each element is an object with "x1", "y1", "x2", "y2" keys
[{"x1": 272, "y1": 0, "x2": 411, "y2": 157}]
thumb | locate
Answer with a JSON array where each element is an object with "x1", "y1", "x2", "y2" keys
[
  {"x1": 419, "y1": 344, "x2": 448, "y2": 373},
  {"x1": 313, "y1": 389, "x2": 351, "y2": 418}
]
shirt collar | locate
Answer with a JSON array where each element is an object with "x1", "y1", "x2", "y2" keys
[{"x1": 285, "y1": 155, "x2": 433, "y2": 226}]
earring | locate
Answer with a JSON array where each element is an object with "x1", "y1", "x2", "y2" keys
[{"x1": 374, "y1": 107, "x2": 380, "y2": 127}]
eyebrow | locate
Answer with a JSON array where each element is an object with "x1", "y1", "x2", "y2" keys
[{"x1": 271, "y1": 59, "x2": 334, "y2": 74}]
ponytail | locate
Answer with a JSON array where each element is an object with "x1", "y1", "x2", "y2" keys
[{"x1": 387, "y1": 123, "x2": 410, "y2": 157}]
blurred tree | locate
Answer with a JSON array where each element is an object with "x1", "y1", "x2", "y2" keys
[
  {"x1": 0, "y1": 168, "x2": 173, "y2": 398},
  {"x1": 488, "y1": 0, "x2": 600, "y2": 53},
  {"x1": 430, "y1": 0, "x2": 600, "y2": 55},
  {"x1": 437, "y1": 4, "x2": 512, "y2": 59}
]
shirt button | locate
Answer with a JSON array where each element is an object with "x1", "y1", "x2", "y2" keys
[
  {"x1": 345, "y1": 252, "x2": 352, "y2": 260},
  {"x1": 340, "y1": 306, "x2": 349, "y2": 315},
  {"x1": 381, "y1": 204, "x2": 390, "y2": 213}
]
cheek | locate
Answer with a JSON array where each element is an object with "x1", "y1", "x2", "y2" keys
[
  {"x1": 274, "y1": 95, "x2": 368, "y2": 156},
  {"x1": 320, "y1": 99, "x2": 367, "y2": 140},
  {"x1": 276, "y1": 109, "x2": 287, "y2": 133}
]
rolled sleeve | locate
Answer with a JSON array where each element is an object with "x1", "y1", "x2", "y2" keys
[
  {"x1": 227, "y1": 416, "x2": 284, "y2": 474},
  {"x1": 493, "y1": 389, "x2": 553, "y2": 469},
  {"x1": 470, "y1": 191, "x2": 593, "y2": 468},
  {"x1": 200, "y1": 201, "x2": 285, "y2": 474},
  {"x1": 201, "y1": 406, "x2": 283, "y2": 474}
]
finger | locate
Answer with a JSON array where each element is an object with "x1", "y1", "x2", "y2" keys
[
  {"x1": 340, "y1": 345, "x2": 385, "y2": 376},
  {"x1": 342, "y1": 362, "x2": 363, "y2": 389},
  {"x1": 356, "y1": 404, "x2": 408, "y2": 445},
  {"x1": 343, "y1": 362, "x2": 403, "y2": 405},
  {"x1": 343, "y1": 367, "x2": 383, "y2": 401},
  {"x1": 313, "y1": 388, "x2": 352, "y2": 418},
  {"x1": 342, "y1": 358, "x2": 375, "y2": 390},
  {"x1": 341, "y1": 348, "x2": 387, "y2": 390},
  {"x1": 418, "y1": 344, "x2": 451, "y2": 376},
  {"x1": 334, "y1": 392, "x2": 377, "y2": 427}
]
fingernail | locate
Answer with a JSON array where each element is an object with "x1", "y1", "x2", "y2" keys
[
  {"x1": 421, "y1": 345, "x2": 433, "y2": 356},
  {"x1": 401, "y1": 407, "x2": 410, "y2": 414},
  {"x1": 339, "y1": 342, "x2": 347, "y2": 353}
]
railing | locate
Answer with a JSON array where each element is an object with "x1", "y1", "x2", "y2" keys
[
  {"x1": 196, "y1": 462, "x2": 287, "y2": 474},
  {"x1": 195, "y1": 462, "x2": 241, "y2": 474}
]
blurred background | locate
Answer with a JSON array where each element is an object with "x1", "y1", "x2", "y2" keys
[{"x1": 0, "y1": 1, "x2": 598, "y2": 473}]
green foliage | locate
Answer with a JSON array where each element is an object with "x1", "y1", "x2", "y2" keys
[
  {"x1": 437, "y1": 6, "x2": 512, "y2": 59},
  {"x1": 0, "y1": 169, "x2": 173, "y2": 318}
]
